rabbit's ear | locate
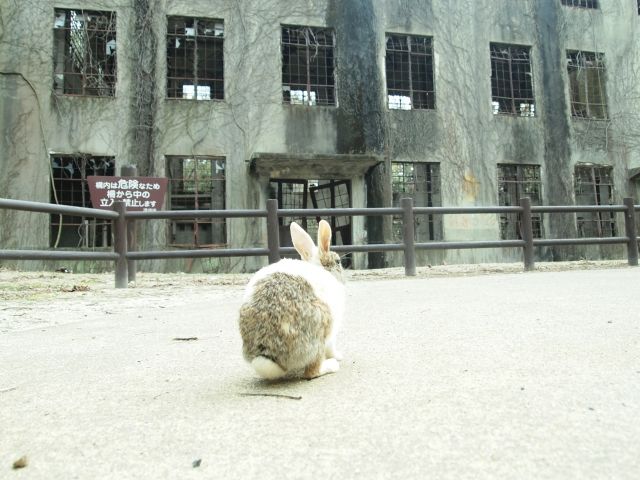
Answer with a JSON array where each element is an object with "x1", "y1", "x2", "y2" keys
[
  {"x1": 317, "y1": 220, "x2": 332, "y2": 254},
  {"x1": 290, "y1": 222, "x2": 315, "y2": 261}
]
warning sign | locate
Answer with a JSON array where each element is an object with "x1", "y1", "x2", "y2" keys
[{"x1": 87, "y1": 176, "x2": 168, "y2": 212}]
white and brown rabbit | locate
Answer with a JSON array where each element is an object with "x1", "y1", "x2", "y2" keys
[{"x1": 238, "y1": 219, "x2": 345, "y2": 380}]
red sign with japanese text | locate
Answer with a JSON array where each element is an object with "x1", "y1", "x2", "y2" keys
[{"x1": 87, "y1": 176, "x2": 168, "y2": 211}]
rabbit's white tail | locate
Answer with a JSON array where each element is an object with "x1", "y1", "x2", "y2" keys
[{"x1": 251, "y1": 356, "x2": 286, "y2": 380}]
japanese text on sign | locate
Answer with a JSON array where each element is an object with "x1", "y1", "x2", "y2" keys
[{"x1": 88, "y1": 176, "x2": 168, "y2": 212}]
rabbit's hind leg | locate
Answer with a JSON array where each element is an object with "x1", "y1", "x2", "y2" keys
[
  {"x1": 304, "y1": 357, "x2": 340, "y2": 379},
  {"x1": 325, "y1": 337, "x2": 343, "y2": 361}
]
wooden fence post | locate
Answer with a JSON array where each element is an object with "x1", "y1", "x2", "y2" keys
[
  {"x1": 623, "y1": 197, "x2": 638, "y2": 266},
  {"x1": 519, "y1": 197, "x2": 535, "y2": 271},
  {"x1": 401, "y1": 197, "x2": 416, "y2": 276},
  {"x1": 113, "y1": 201, "x2": 128, "y2": 288},
  {"x1": 266, "y1": 199, "x2": 280, "y2": 264},
  {"x1": 121, "y1": 165, "x2": 137, "y2": 282}
]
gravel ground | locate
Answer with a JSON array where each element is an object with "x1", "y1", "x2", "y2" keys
[
  {"x1": 0, "y1": 259, "x2": 628, "y2": 334},
  {"x1": 0, "y1": 259, "x2": 628, "y2": 298}
]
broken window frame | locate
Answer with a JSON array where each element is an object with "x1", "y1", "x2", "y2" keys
[
  {"x1": 574, "y1": 165, "x2": 617, "y2": 238},
  {"x1": 310, "y1": 180, "x2": 352, "y2": 243},
  {"x1": 391, "y1": 162, "x2": 442, "y2": 242},
  {"x1": 166, "y1": 156, "x2": 226, "y2": 247},
  {"x1": 269, "y1": 179, "x2": 352, "y2": 267},
  {"x1": 269, "y1": 180, "x2": 309, "y2": 229},
  {"x1": 53, "y1": 9, "x2": 117, "y2": 96},
  {"x1": 497, "y1": 164, "x2": 544, "y2": 240},
  {"x1": 490, "y1": 43, "x2": 535, "y2": 117},
  {"x1": 281, "y1": 25, "x2": 336, "y2": 107},
  {"x1": 166, "y1": 16, "x2": 224, "y2": 101},
  {"x1": 385, "y1": 33, "x2": 436, "y2": 110},
  {"x1": 560, "y1": 0, "x2": 599, "y2": 9},
  {"x1": 566, "y1": 50, "x2": 608, "y2": 120},
  {"x1": 50, "y1": 155, "x2": 115, "y2": 248}
]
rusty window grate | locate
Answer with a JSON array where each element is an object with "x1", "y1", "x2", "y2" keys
[
  {"x1": 167, "y1": 157, "x2": 226, "y2": 247},
  {"x1": 385, "y1": 34, "x2": 435, "y2": 110},
  {"x1": 392, "y1": 162, "x2": 442, "y2": 241},
  {"x1": 574, "y1": 165, "x2": 616, "y2": 237},
  {"x1": 311, "y1": 180, "x2": 352, "y2": 267},
  {"x1": 561, "y1": 0, "x2": 599, "y2": 8},
  {"x1": 50, "y1": 155, "x2": 115, "y2": 248},
  {"x1": 567, "y1": 51, "x2": 607, "y2": 119},
  {"x1": 490, "y1": 43, "x2": 535, "y2": 116},
  {"x1": 53, "y1": 9, "x2": 117, "y2": 96},
  {"x1": 497, "y1": 164, "x2": 544, "y2": 240},
  {"x1": 310, "y1": 180, "x2": 352, "y2": 245},
  {"x1": 269, "y1": 180, "x2": 309, "y2": 229},
  {"x1": 282, "y1": 25, "x2": 335, "y2": 106},
  {"x1": 167, "y1": 17, "x2": 224, "y2": 100},
  {"x1": 269, "y1": 179, "x2": 352, "y2": 266}
]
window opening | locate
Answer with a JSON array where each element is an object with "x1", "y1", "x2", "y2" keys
[
  {"x1": 269, "y1": 180, "x2": 309, "y2": 229},
  {"x1": 497, "y1": 164, "x2": 544, "y2": 240},
  {"x1": 50, "y1": 155, "x2": 115, "y2": 247},
  {"x1": 567, "y1": 50, "x2": 607, "y2": 119},
  {"x1": 167, "y1": 157, "x2": 226, "y2": 246},
  {"x1": 385, "y1": 34, "x2": 435, "y2": 110},
  {"x1": 574, "y1": 165, "x2": 616, "y2": 237},
  {"x1": 269, "y1": 179, "x2": 352, "y2": 267},
  {"x1": 391, "y1": 162, "x2": 442, "y2": 241},
  {"x1": 490, "y1": 43, "x2": 535, "y2": 116},
  {"x1": 53, "y1": 9, "x2": 117, "y2": 96},
  {"x1": 310, "y1": 180, "x2": 352, "y2": 247},
  {"x1": 561, "y1": 0, "x2": 599, "y2": 9},
  {"x1": 282, "y1": 26, "x2": 336, "y2": 106},
  {"x1": 167, "y1": 17, "x2": 224, "y2": 100}
]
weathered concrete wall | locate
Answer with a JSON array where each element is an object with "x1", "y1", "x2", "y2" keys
[
  {"x1": 1, "y1": 0, "x2": 639, "y2": 272},
  {"x1": 327, "y1": 0, "x2": 389, "y2": 268}
]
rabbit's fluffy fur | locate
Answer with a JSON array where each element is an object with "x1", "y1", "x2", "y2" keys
[{"x1": 238, "y1": 220, "x2": 345, "y2": 379}]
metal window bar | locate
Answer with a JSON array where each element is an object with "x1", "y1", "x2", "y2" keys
[
  {"x1": 386, "y1": 34, "x2": 435, "y2": 110},
  {"x1": 310, "y1": 181, "x2": 351, "y2": 229},
  {"x1": 498, "y1": 164, "x2": 543, "y2": 240},
  {"x1": 392, "y1": 162, "x2": 441, "y2": 241},
  {"x1": 491, "y1": 44, "x2": 535, "y2": 116},
  {"x1": 282, "y1": 26, "x2": 335, "y2": 106},
  {"x1": 310, "y1": 180, "x2": 352, "y2": 253},
  {"x1": 50, "y1": 156, "x2": 115, "y2": 248},
  {"x1": 269, "y1": 180, "x2": 308, "y2": 229},
  {"x1": 574, "y1": 165, "x2": 616, "y2": 238},
  {"x1": 167, "y1": 157, "x2": 226, "y2": 247},
  {"x1": 167, "y1": 17, "x2": 224, "y2": 100},
  {"x1": 561, "y1": 0, "x2": 599, "y2": 9},
  {"x1": 567, "y1": 51, "x2": 607, "y2": 119},
  {"x1": 53, "y1": 9, "x2": 117, "y2": 96}
]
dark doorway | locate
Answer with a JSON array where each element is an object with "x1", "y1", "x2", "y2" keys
[{"x1": 269, "y1": 179, "x2": 352, "y2": 267}]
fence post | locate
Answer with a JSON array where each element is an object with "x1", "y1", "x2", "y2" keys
[
  {"x1": 113, "y1": 201, "x2": 128, "y2": 288},
  {"x1": 121, "y1": 165, "x2": 137, "y2": 282},
  {"x1": 266, "y1": 199, "x2": 280, "y2": 264},
  {"x1": 519, "y1": 197, "x2": 535, "y2": 271},
  {"x1": 401, "y1": 197, "x2": 416, "y2": 276},
  {"x1": 623, "y1": 197, "x2": 638, "y2": 266}
]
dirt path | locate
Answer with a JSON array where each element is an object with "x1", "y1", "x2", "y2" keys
[{"x1": 0, "y1": 259, "x2": 628, "y2": 334}]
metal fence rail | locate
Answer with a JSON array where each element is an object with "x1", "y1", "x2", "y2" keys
[{"x1": 1, "y1": 197, "x2": 638, "y2": 288}]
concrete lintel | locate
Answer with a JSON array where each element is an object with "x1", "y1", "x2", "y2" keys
[{"x1": 250, "y1": 152, "x2": 383, "y2": 180}]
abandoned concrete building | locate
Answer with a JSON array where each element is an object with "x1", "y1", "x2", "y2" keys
[{"x1": 1, "y1": 0, "x2": 640, "y2": 272}]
